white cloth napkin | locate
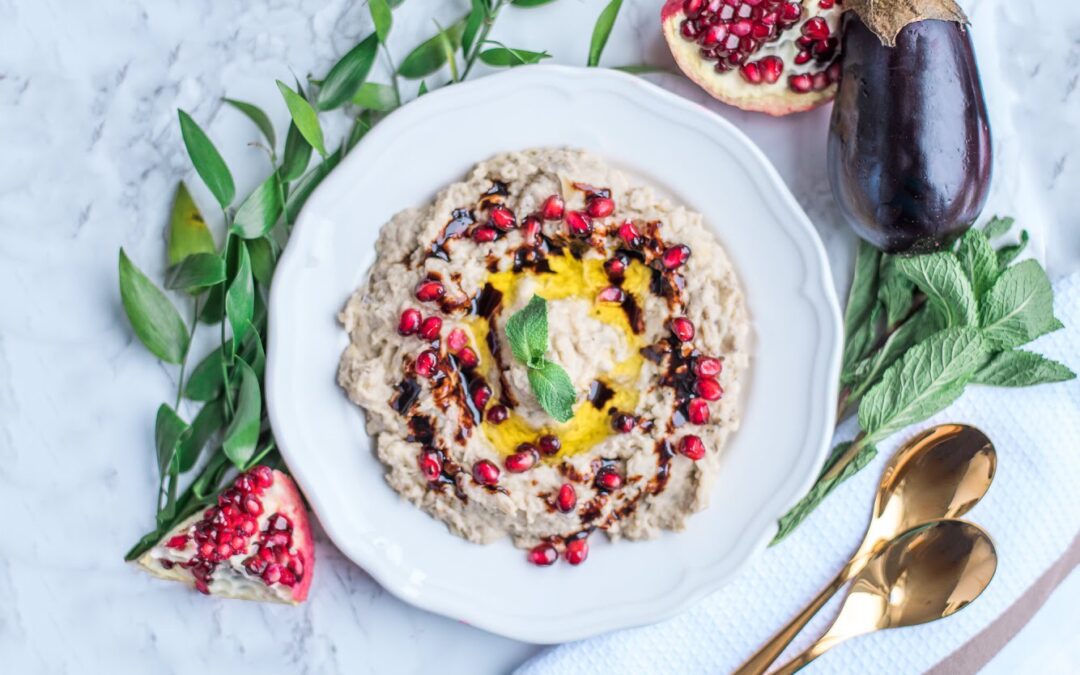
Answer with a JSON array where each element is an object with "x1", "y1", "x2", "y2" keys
[{"x1": 518, "y1": 273, "x2": 1080, "y2": 675}]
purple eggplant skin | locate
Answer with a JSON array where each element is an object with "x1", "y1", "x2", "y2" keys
[{"x1": 828, "y1": 16, "x2": 992, "y2": 255}]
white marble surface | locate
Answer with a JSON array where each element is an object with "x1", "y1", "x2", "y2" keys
[{"x1": 0, "y1": 1, "x2": 1076, "y2": 673}]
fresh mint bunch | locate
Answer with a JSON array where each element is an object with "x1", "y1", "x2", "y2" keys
[
  {"x1": 505, "y1": 295, "x2": 577, "y2": 422},
  {"x1": 775, "y1": 217, "x2": 1075, "y2": 543}
]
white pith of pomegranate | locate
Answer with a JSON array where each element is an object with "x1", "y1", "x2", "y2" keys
[
  {"x1": 135, "y1": 466, "x2": 314, "y2": 605},
  {"x1": 661, "y1": 0, "x2": 844, "y2": 116}
]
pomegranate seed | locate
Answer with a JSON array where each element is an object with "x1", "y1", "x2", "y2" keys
[
  {"x1": 701, "y1": 23, "x2": 728, "y2": 46},
  {"x1": 505, "y1": 445, "x2": 538, "y2": 473},
  {"x1": 596, "y1": 468, "x2": 623, "y2": 491},
  {"x1": 528, "y1": 543, "x2": 559, "y2": 566},
  {"x1": 415, "y1": 349, "x2": 438, "y2": 378},
  {"x1": 730, "y1": 19, "x2": 752, "y2": 36},
  {"x1": 447, "y1": 328, "x2": 468, "y2": 352},
  {"x1": 472, "y1": 226, "x2": 498, "y2": 242},
  {"x1": 194, "y1": 579, "x2": 210, "y2": 594},
  {"x1": 541, "y1": 194, "x2": 564, "y2": 220},
  {"x1": 820, "y1": 0, "x2": 834, "y2": 7},
  {"x1": 243, "y1": 496, "x2": 263, "y2": 516},
  {"x1": 680, "y1": 18, "x2": 699, "y2": 39},
  {"x1": 251, "y1": 466, "x2": 273, "y2": 488},
  {"x1": 216, "y1": 542, "x2": 233, "y2": 558},
  {"x1": 486, "y1": 404, "x2": 508, "y2": 424},
  {"x1": 234, "y1": 475, "x2": 254, "y2": 494},
  {"x1": 604, "y1": 254, "x2": 628, "y2": 278},
  {"x1": 759, "y1": 55, "x2": 784, "y2": 83},
  {"x1": 418, "y1": 450, "x2": 442, "y2": 481},
  {"x1": 415, "y1": 280, "x2": 445, "y2": 303},
  {"x1": 586, "y1": 196, "x2": 615, "y2": 218},
  {"x1": 670, "y1": 317, "x2": 695, "y2": 342},
  {"x1": 812, "y1": 72, "x2": 829, "y2": 91},
  {"x1": 458, "y1": 347, "x2": 479, "y2": 368},
  {"x1": 472, "y1": 383, "x2": 492, "y2": 410},
  {"x1": 597, "y1": 286, "x2": 625, "y2": 303},
  {"x1": 801, "y1": 17, "x2": 830, "y2": 40},
  {"x1": 289, "y1": 555, "x2": 304, "y2": 577},
  {"x1": 794, "y1": 50, "x2": 813, "y2": 66},
  {"x1": 612, "y1": 413, "x2": 636, "y2": 433},
  {"x1": 262, "y1": 564, "x2": 283, "y2": 585},
  {"x1": 662, "y1": 244, "x2": 691, "y2": 269},
  {"x1": 617, "y1": 221, "x2": 643, "y2": 248},
  {"x1": 688, "y1": 398, "x2": 710, "y2": 425},
  {"x1": 556, "y1": 483, "x2": 577, "y2": 513},
  {"x1": 565, "y1": 211, "x2": 592, "y2": 237},
  {"x1": 741, "y1": 62, "x2": 761, "y2": 84},
  {"x1": 241, "y1": 518, "x2": 257, "y2": 536},
  {"x1": 270, "y1": 514, "x2": 292, "y2": 531},
  {"x1": 696, "y1": 356, "x2": 723, "y2": 378},
  {"x1": 278, "y1": 568, "x2": 297, "y2": 587},
  {"x1": 683, "y1": 0, "x2": 703, "y2": 15},
  {"x1": 472, "y1": 459, "x2": 500, "y2": 486},
  {"x1": 165, "y1": 535, "x2": 188, "y2": 549},
  {"x1": 696, "y1": 377, "x2": 724, "y2": 401},
  {"x1": 538, "y1": 434, "x2": 562, "y2": 456},
  {"x1": 827, "y1": 62, "x2": 842, "y2": 82},
  {"x1": 680, "y1": 435, "x2": 706, "y2": 460},
  {"x1": 780, "y1": 2, "x2": 801, "y2": 22},
  {"x1": 522, "y1": 215, "x2": 542, "y2": 244},
  {"x1": 565, "y1": 538, "x2": 589, "y2": 565},
  {"x1": 199, "y1": 542, "x2": 214, "y2": 558},
  {"x1": 489, "y1": 205, "x2": 516, "y2": 230},
  {"x1": 418, "y1": 316, "x2": 442, "y2": 340}
]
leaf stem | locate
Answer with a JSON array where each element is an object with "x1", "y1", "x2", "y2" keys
[
  {"x1": 174, "y1": 297, "x2": 202, "y2": 409},
  {"x1": 819, "y1": 431, "x2": 868, "y2": 484},
  {"x1": 381, "y1": 44, "x2": 403, "y2": 106},
  {"x1": 461, "y1": 0, "x2": 507, "y2": 81}
]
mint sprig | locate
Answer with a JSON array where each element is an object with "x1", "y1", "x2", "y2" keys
[
  {"x1": 505, "y1": 295, "x2": 577, "y2": 422},
  {"x1": 775, "y1": 217, "x2": 1075, "y2": 544}
]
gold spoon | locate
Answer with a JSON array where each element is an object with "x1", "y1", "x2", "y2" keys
[
  {"x1": 773, "y1": 519, "x2": 998, "y2": 674},
  {"x1": 736, "y1": 423, "x2": 995, "y2": 675}
]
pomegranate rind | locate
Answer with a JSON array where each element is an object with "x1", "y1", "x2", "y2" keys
[
  {"x1": 135, "y1": 469, "x2": 314, "y2": 605},
  {"x1": 660, "y1": 0, "x2": 839, "y2": 117}
]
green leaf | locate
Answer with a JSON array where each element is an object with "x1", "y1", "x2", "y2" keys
[
  {"x1": 185, "y1": 346, "x2": 225, "y2": 401},
  {"x1": 858, "y1": 327, "x2": 989, "y2": 443},
  {"x1": 841, "y1": 242, "x2": 881, "y2": 372},
  {"x1": 177, "y1": 399, "x2": 226, "y2": 472},
  {"x1": 352, "y1": 82, "x2": 400, "y2": 111},
  {"x1": 118, "y1": 249, "x2": 190, "y2": 364},
  {"x1": 279, "y1": 120, "x2": 313, "y2": 182},
  {"x1": 222, "y1": 360, "x2": 262, "y2": 468},
  {"x1": 345, "y1": 111, "x2": 375, "y2": 152},
  {"x1": 876, "y1": 255, "x2": 915, "y2": 329},
  {"x1": 276, "y1": 80, "x2": 326, "y2": 157},
  {"x1": 285, "y1": 148, "x2": 343, "y2": 224},
  {"x1": 418, "y1": 81, "x2": 429, "y2": 96},
  {"x1": 848, "y1": 307, "x2": 945, "y2": 395},
  {"x1": 155, "y1": 404, "x2": 190, "y2": 478},
  {"x1": 613, "y1": 64, "x2": 671, "y2": 74},
  {"x1": 317, "y1": 33, "x2": 380, "y2": 111},
  {"x1": 246, "y1": 237, "x2": 276, "y2": 286},
  {"x1": 398, "y1": 19, "x2": 465, "y2": 79},
  {"x1": 841, "y1": 302, "x2": 882, "y2": 383},
  {"x1": 895, "y1": 252, "x2": 978, "y2": 327},
  {"x1": 231, "y1": 173, "x2": 283, "y2": 239},
  {"x1": 983, "y1": 215, "x2": 1014, "y2": 240},
  {"x1": 979, "y1": 259, "x2": 1062, "y2": 350},
  {"x1": 972, "y1": 350, "x2": 1076, "y2": 388},
  {"x1": 505, "y1": 295, "x2": 549, "y2": 365},
  {"x1": 223, "y1": 98, "x2": 276, "y2": 150},
  {"x1": 955, "y1": 228, "x2": 999, "y2": 301},
  {"x1": 996, "y1": 229, "x2": 1030, "y2": 268},
  {"x1": 200, "y1": 283, "x2": 225, "y2": 325},
  {"x1": 771, "y1": 440, "x2": 878, "y2": 545},
  {"x1": 588, "y1": 0, "x2": 623, "y2": 67},
  {"x1": 177, "y1": 110, "x2": 235, "y2": 209},
  {"x1": 164, "y1": 253, "x2": 225, "y2": 291},
  {"x1": 239, "y1": 324, "x2": 267, "y2": 379},
  {"x1": 461, "y1": 0, "x2": 487, "y2": 57},
  {"x1": 512, "y1": 0, "x2": 557, "y2": 5},
  {"x1": 167, "y1": 182, "x2": 216, "y2": 266},
  {"x1": 479, "y1": 46, "x2": 552, "y2": 67},
  {"x1": 369, "y1": 0, "x2": 393, "y2": 43},
  {"x1": 226, "y1": 244, "x2": 254, "y2": 346},
  {"x1": 528, "y1": 359, "x2": 576, "y2": 422}
]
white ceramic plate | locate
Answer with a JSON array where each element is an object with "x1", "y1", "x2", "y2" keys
[{"x1": 267, "y1": 65, "x2": 841, "y2": 644}]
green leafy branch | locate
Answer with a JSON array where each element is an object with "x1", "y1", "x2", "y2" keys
[
  {"x1": 119, "y1": 0, "x2": 627, "y2": 561},
  {"x1": 774, "y1": 217, "x2": 1075, "y2": 543},
  {"x1": 505, "y1": 296, "x2": 577, "y2": 422}
]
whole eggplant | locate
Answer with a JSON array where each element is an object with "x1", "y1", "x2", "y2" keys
[{"x1": 828, "y1": 16, "x2": 992, "y2": 255}]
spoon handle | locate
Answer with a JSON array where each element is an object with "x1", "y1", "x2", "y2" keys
[
  {"x1": 771, "y1": 633, "x2": 848, "y2": 675},
  {"x1": 732, "y1": 568, "x2": 850, "y2": 675}
]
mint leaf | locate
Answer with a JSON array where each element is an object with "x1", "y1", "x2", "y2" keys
[
  {"x1": 983, "y1": 216, "x2": 1015, "y2": 240},
  {"x1": 979, "y1": 259, "x2": 1063, "y2": 350},
  {"x1": 505, "y1": 295, "x2": 548, "y2": 365},
  {"x1": 859, "y1": 327, "x2": 989, "y2": 443},
  {"x1": 877, "y1": 254, "x2": 915, "y2": 329},
  {"x1": 997, "y1": 229, "x2": 1030, "y2": 269},
  {"x1": 772, "y1": 440, "x2": 878, "y2": 545},
  {"x1": 528, "y1": 359, "x2": 576, "y2": 422},
  {"x1": 972, "y1": 350, "x2": 1076, "y2": 387},
  {"x1": 848, "y1": 306, "x2": 944, "y2": 396},
  {"x1": 956, "y1": 229, "x2": 999, "y2": 301},
  {"x1": 841, "y1": 241, "x2": 881, "y2": 375},
  {"x1": 895, "y1": 252, "x2": 977, "y2": 327}
]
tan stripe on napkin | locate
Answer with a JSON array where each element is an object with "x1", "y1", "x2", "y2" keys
[{"x1": 926, "y1": 531, "x2": 1080, "y2": 675}]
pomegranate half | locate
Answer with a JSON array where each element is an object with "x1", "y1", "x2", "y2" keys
[
  {"x1": 135, "y1": 466, "x2": 314, "y2": 604},
  {"x1": 661, "y1": 0, "x2": 844, "y2": 116}
]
